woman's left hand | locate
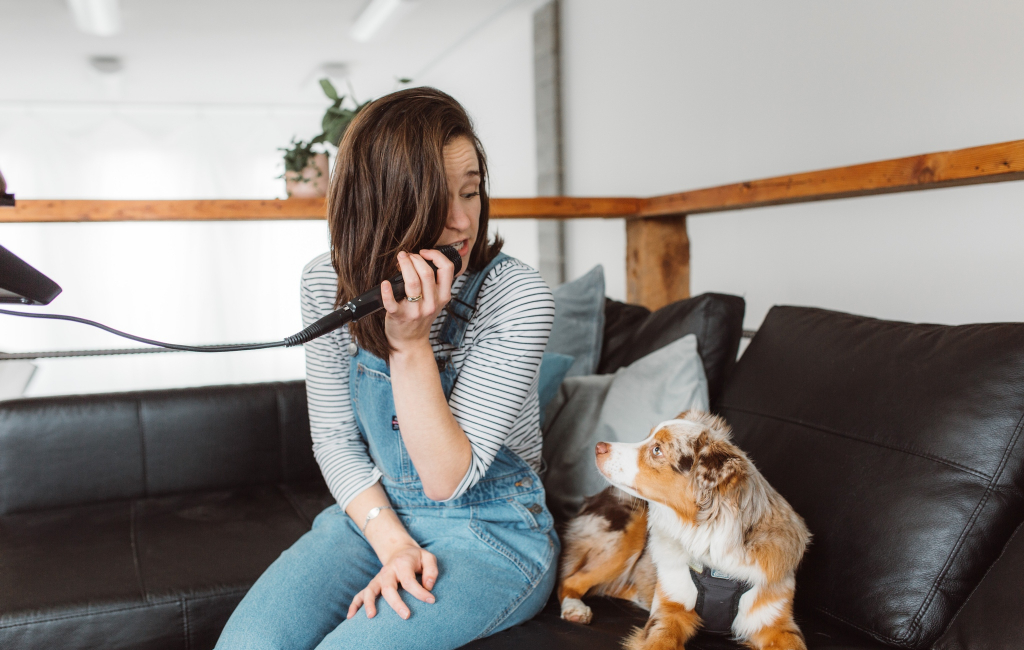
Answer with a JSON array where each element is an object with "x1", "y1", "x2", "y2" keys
[
  {"x1": 381, "y1": 249, "x2": 456, "y2": 353},
  {"x1": 346, "y1": 543, "x2": 439, "y2": 620}
]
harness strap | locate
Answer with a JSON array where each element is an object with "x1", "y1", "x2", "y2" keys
[
  {"x1": 437, "y1": 252, "x2": 509, "y2": 348},
  {"x1": 688, "y1": 565, "x2": 753, "y2": 635}
]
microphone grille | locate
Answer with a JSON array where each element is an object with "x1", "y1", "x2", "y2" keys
[{"x1": 437, "y1": 244, "x2": 463, "y2": 276}]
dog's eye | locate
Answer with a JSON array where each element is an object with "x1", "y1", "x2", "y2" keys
[{"x1": 651, "y1": 445, "x2": 662, "y2": 457}]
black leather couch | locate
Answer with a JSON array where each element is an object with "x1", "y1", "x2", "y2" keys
[{"x1": 2, "y1": 294, "x2": 1022, "y2": 650}]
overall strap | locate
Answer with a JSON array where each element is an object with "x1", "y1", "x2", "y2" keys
[{"x1": 438, "y1": 252, "x2": 510, "y2": 348}]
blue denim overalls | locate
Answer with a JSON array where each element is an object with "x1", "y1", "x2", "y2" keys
[{"x1": 216, "y1": 253, "x2": 559, "y2": 650}]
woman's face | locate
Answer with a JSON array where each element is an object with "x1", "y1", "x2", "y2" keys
[{"x1": 438, "y1": 135, "x2": 481, "y2": 278}]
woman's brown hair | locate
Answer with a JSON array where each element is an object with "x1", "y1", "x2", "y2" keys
[{"x1": 327, "y1": 86, "x2": 502, "y2": 360}]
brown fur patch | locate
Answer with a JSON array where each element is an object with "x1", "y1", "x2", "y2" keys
[
  {"x1": 624, "y1": 586, "x2": 700, "y2": 650},
  {"x1": 558, "y1": 491, "x2": 650, "y2": 608},
  {"x1": 579, "y1": 487, "x2": 635, "y2": 532},
  {"x1": 746, "y1": 597, "x2": 806, "y2": 650}
]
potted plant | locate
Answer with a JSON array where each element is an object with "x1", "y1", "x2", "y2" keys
[
  {"x1": 279, "y1": 79, "x2": 370, "y2": 198},
  {"x1": 280, "y1": 137, "x2": 329, "y2": 198}
]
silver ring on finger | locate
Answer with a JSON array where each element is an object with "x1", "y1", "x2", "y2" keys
[{"x1": 407, "y1": 294, "x2": 422, "y2": 302}]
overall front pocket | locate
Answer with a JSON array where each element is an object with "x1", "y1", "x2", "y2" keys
[{"x1": 469, "y1": 501, "x2": 556, "y2": 584}]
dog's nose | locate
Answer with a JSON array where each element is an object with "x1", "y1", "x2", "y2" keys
[{"x1": 595, "y1": 442, "x2": 610, "y2": 456}]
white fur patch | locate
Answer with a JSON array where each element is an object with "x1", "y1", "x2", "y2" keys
[
  {"x1": 560, "y1": 597, "x2": 593, "y2": 624},
  {"x1": 598, "y1": 442, "x2": 641, "y2": 489},
  {"x1": 732, "y1": 577, "x2": 793, "y2": 638},
  {"x1": 648, "y1": 527, "x2": 698, "y2": 609}
]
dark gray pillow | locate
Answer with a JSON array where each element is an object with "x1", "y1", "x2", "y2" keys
[{"x1": 600, "y1": 292, "x2": 744, "y2": 410}]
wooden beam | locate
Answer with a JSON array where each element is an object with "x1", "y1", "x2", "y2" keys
[
  {"x1": 642, "y1": 139, "x2": 1024, "y2": 218},
  {"x1": 1, "y1": 139, "x2": 1021, "y2": 223},
  {"x1": 0, "y1": 196, "x2": 641, "y2": 223},
  {"x1": 2, "y1": 199, "x2": 327, "y2": 223},
  {"x1": 490, "y1": 197, "x2": 641, "y2": 219},
  {"x1": 626, "y1": 215, "x2": 690, "y2": 310}
]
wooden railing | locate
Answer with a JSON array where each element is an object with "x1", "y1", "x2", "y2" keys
[{"x1": 3, "y1": 139, "x2": 1022, "y2": 310}]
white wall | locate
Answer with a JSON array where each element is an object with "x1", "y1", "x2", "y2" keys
[
  {"x1": 561, "y1": 0, "x2": 1024, "y2": 327},
  {"x1": 0, "y1": 1, "x2": 542, "y2": 397}
]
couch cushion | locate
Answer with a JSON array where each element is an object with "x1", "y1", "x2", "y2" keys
[
  {"x1": 933, "y1": 519, "x2": 1024, "y2": 650},
  {"x1": 463, "y1": 593, "x2": 889, "y2": 650},
  {"x1": 0, "y1": 482, "x2": 333, "y2": 650},
  {"x1": 599, "y1": 293, "x2": 744, "y2": 409},
  {"x1": 0, "y1": 381, "x2": 317, "y2": 515},
  {"x1": 718, "y1": 306, "x2": 1024, "y2": 649}
]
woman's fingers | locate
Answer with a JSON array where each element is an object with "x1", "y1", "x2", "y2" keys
[
  {"x1": 397, "y1": 252, "x2": 422, "y2": 304},
  {"x1": 380, "y1": 583, "x2": 410, "y2": 620},
  {"x1": 380, "y1": 279, "x2": 399, "y2": 313},
  {"x1": 364, "y1": 587, "x2": 377, "y2": 618},
  {"x1": 406, "y1": 253, "x2": 440, "y2": 311},
  {"x1": 420, "y1": 551, "x2": 439, "y2": 591},
  {"x1": 396, "y1": 563, "x2": 435, "y2": 604},
  {"x1": 358, "y1": 583, "x2": 380, "y2": 619},
  {"x1": 419, "y1": 249, "x2": 454, "y2": 304},
  {"x1": 347, "y1": 589, "x2": 365, "y2": 619}
]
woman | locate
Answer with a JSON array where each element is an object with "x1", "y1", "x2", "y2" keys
[{"x1": 216, "y1": 88, "x2": 559, "y2": 649}]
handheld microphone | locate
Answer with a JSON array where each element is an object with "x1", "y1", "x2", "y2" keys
[
  {"x1": 283, "y1": 244, "x2": 463, "y2": 346},
  {"x1": 0, "y1": 244, "x2": 464, "y2": 356}
]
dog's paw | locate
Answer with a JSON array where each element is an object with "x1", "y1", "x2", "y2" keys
[{"x1": 560, "y1": 597, "x2": 593, "y2": 624}]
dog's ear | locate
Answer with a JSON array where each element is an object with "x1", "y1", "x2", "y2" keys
[{"x1": 692, "y1": 434, "x2": 746, "y2": 515}]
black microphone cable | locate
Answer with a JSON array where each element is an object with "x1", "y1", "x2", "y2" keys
[{"x1": 0, "y1": 244, "x2": 462, "y2": 354}]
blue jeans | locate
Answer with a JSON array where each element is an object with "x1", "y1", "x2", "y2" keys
[{"x1": 215, "y1": 501, "x2": 558, "y2": 649}]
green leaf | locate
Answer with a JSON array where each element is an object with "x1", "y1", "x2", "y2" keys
[
  {"x1": 397, "y1": 77, "x2": 412, "y2": 84},
  {"x1": 319, "y1": 78, "x2": 339, "y2": 101}
]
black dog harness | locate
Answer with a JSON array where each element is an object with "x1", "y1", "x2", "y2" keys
[{"x1": 688, "y1": 564, "x2": 753, "y2": 635}]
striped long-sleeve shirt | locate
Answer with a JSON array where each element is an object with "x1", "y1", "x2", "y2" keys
[{"x1": 300, "y1": 252, "x2": 556, "y2": 510}]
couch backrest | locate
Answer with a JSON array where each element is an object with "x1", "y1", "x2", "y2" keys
[
  {"x1": 0, "y1": 381, "x2": 319, "y2": 515},
  {"x1": 719, "y1": 306, "x2": 1024, "y2": 649}
]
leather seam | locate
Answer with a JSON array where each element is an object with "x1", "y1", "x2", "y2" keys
[
  {"x1": 129, "y1": 499, "x2": 148, "y2": 601},
  {"x1": 181, "y1": 597, "x2": 190, "y2": 650},
  {"x1": 933, "y1": 518, "x2": 1024, "y2": 646},
  {"x1": 719, "y1": 404, "x2": 993, "y2": 480},
  {"x1": 0, "y1": 588, "x2": 252, "y2": 630},
  {"x1": 812, "y1": 604, "x2": 906, "y2": 646},
  {"x1": 275, "y1": 385, "x2": 286, "y2": 482},
  {"x1": 907, "y1": 407, "x2": 1024, "y2": 639},
  {"x1": 278, "y1": 484, "x2": 315, "y2": 527},
  {"x1": 136, "y1": 399, "x2": 148, "y2": 498},
  {"x1": 0, "y1": 601, "x2": 174, "y2": 629}
]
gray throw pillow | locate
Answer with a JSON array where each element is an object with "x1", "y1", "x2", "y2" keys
[
  {"x1": 541, "y1": 334, "x2": 709, "y2": 523},
  {"x1": 547, "y1": 265, "x2": 605, "y2": 378}
]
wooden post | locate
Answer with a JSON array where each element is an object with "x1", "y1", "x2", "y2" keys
[{"x1": 626, "y1": 215, "x2": 690, "y2": 310}]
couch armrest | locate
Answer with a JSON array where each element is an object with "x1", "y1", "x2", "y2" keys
[
  {"x1": 0, "y1": 381, "x2": 320, "y2": 515},
  {"x1": 933, "y1": 518, "x2": 1024, "y2": 650}
]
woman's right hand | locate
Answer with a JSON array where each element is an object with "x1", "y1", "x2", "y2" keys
[{"x1": 347, "y1": 542, "x2": 439, "y2": 620}]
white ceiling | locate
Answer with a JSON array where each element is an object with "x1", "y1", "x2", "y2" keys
[{"x1": 0, "y1": 0, "x2": 525, "y2": 106}]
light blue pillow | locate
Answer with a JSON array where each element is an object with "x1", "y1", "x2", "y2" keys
[
  {"x1": 547, "y1": 265, "x2": 605, "y2": 378},
  {"x1": 537, "y1": 352, "x2": 575, "y2": 426}
]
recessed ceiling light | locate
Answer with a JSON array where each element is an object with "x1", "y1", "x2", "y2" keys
[
  {"x1": 89, "y1": 55, "x2": 123, "y2": 74},
  {"x1": 67, "y1": 0, "x2": 122, "y2": 37},
  {"x1": 319, "y1": 62, "x2": 351, "y2": 79},
  {"x1": 350, "y1": 0, "x2": 418, "y2": 43}
]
